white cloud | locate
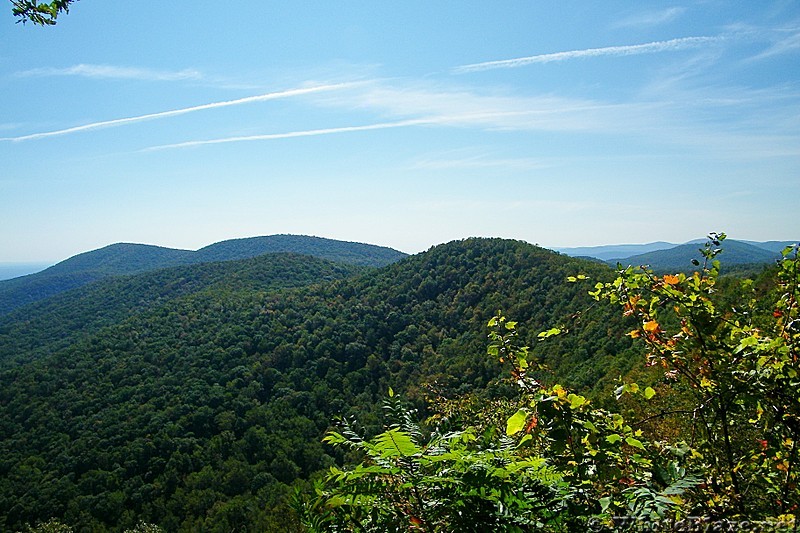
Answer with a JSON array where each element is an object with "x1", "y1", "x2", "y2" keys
[
  {"x1": 142, "y1": 81, "x2": 663, "y2": 151},
  {"x1": 16, "y1": 63, "x2": 203, "y2": 82},
  {"x1": 144, "y1": 118, "x2": 438, "y2": 151},
  {"x1": 1, "y1": 83, "x2": 357, "y2": 142},
  {"x1": 311, "y1": 81, "x2": 659, "y2": 133},
  {"x1": 452, "y1": 36, "x2": 722, "y2": 73},
  {"x1": 750, "y1": 28, "x2": 800, "y2": 60},
  {"x1": 614, "y1": 7, "x2": 686, "y2": 28}
]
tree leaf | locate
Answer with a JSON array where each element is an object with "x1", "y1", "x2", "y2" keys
[
  {"x1": 506, "y1": 409, "x2": 528, "y2": 436},
  {"x1": 374, "y1": 429, "x2": 420, "y2": 458},
  {"x1": 625, "y1": 437, "x2": 645, "y2": 450}
]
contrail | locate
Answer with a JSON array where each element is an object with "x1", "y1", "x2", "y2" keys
[
  {"x1": 144, "y1": 106, "x2": 602, "y2": 151},
  {"x1": 1, "y1": 83, "x2": 356, "y2": 142},
  {"x1": 144, "y1": 118, "x2": 437, "y2": 151},
  {"x1": 453, "y1": 36, "x2": 720, "y2": 73}
]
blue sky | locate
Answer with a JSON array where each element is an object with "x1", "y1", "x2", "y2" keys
[{"x1": 1, "y1": 1, "x2": 798, "y2": 262}]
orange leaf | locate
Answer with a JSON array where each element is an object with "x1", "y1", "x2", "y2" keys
[
  {"x1": 643, "y1": 320, "x2": 661, "y2": 333},
  {"x1": 663, "y1": 274, "x2": 680, "y2": 285}
]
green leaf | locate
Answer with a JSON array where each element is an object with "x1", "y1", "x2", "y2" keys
[
  {"x1": 537, "y1": 327, "x2": 561, "y2": 339},
  {"x1": 605, "y1": 434, "x2": 622, "y2": 444},
  {"x1": 643, "y1": 386, "x2": 656, "y2": 400},
  {"x1": 567, "y1": 393, "x2": 587, "y2": 409},
  {"x1": 506, "y1": 409, "x2": 528, "y2": 436},
  {"x1": 599, "y1": 496, "x2": 612, "y2": 512},
  {"x1": 625, "y1": 436, "x2": 645, "y2": 450},
  {"x1": 516, "y1": 434, "x2": 533, "y2": 448},
  {"x1": 374, "y1": 429, "x2": 420, "y2": 457},
  {"x1": 322, "y1": 432, "x2": 347, "y2": 445}
]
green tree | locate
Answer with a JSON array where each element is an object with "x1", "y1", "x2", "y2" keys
[
  {"x1": 589, "y1": 234, "x2": 800, "y2": 520},
  {"x1": 11, "y1": 0, "x2": 75, "y2": 25}
]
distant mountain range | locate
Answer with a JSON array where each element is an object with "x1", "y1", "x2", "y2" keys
[
  {"x1": 555, "y1": 241, "x2": 677, "y2": 261},
  {"x1": 556, "y1": 239, "x2": 798, "y2": 271},
  {"x1": 3, "y1": 235, "x2": 796, "y2": 316},
  {"x1": 0, "y1": 235, "x2": 407, "y2": 315}
]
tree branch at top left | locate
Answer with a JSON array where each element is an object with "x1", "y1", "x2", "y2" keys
[{"x1": 12, "y1": 0, "x2": 76, "y2": 25}]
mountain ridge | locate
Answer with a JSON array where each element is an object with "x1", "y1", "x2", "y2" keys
[
  {"x1": 557, "y1": 238, "x2": 797, "y2": 264},
  {"x1": 609, "y1": 239, "x2": 791, "y2": 271},
  {"x1": 555, "y1": 241, "x2": 677, "y2": 260},
  {"x1": 0, "y1": 235, "x2": 407, "y2": 315}
]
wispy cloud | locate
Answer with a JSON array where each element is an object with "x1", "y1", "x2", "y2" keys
[
  {"x1": 311, "y1": 82, "x2": 657, "y2": 132},
  {"x1": 143, "y1": 93, "x2": 654, "y2": 152},
  {"x1": 613, "y1": 7, "x2": 686, "y2": 28},
  {"x1": 453, "y1": 36, "x2": 722, "y2": 73},
  {"x1": 145, "y1": 118, "x2": 447, "y2": 151},
  {"x1": 317, "y1": 78, "x2": 800, "y2": 162},
  {"x1": 750, "y1": 27, "x2": 800, "y2": 60},
  {"x1": 16, "y1": 63, "x2": 203, "y2": 82},
  {"x1": 146, "y1": 89, "x2": 639, "y2": 150},
  {"x1": 1, "y1": 83, "x2": 357, "y2": 142}
]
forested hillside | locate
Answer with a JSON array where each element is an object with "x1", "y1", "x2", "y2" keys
[
  {"x1": 299, "y1": 236, "x2": 799, "y2": 531},
  {"x1": 0, "y1": 254, "x2": 366, "y2": 365},
  {"x1": 0, "y1": 239, "x2": 638, "y2": 531},
  {"x1": 0, "y1": 235, "x2": 406, "y2": 315}
]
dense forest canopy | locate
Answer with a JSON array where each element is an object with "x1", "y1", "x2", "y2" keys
[
  {"x1": 0, "y1": 239, "x2": 641, "y2": 531},
  {"x1": 0, "y1": 237, "x2": 797, "y2": 531}
]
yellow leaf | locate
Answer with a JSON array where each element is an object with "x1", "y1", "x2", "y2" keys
[
  {"x1": 643, "y1": 320, "x2": 661, "y2": 333},
  {"x1": 700, "y1": 377, "x2": 715, "y2": 389}
]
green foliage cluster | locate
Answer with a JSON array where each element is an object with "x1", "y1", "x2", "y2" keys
[
  {"x1": 590, "y1": 234, "x2": 800, "y2": 519},
  {"x1": 24, "y1": 518, "x2": 162, "y2": 532},
  {"x1": 304, "y1": 235, "x2": 799, "y2": 531},
  {"x1": 303, "y1": 316, "x2": 683, "y2": 531},
  {"x1": 11, "y1": 0, "x2": 74, "y2": 25},
  {"x1": 0, "y1": 239, "x2": 635, "y2": 531}
]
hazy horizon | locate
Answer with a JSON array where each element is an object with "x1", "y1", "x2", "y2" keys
[{"x1": 2, "y1": 233, "x2": 797, "y2": 278}]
